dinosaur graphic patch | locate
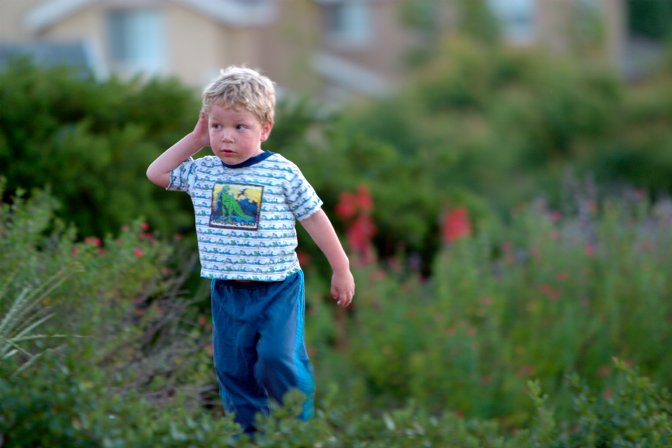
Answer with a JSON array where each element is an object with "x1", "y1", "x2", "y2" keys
[{"x1": 210, "y1": 183, "x2": 263, "y2": 230}]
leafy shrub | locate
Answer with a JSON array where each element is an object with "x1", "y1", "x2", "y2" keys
[
  {"x1": 0, "y1": 359, "x2": 240, "y2": 447},
  {"x1": 336, "y1": 188, "x2": 672, "y2": 429},
  {"x1": 0, "y1": 182, "x2": 226, "y2": 445},
  {"x1": 2, "y1": 182, "x2": 672, "y2": 446},
  {"x1": 0, "y1": 58, "x2": 200, "y2": 238}
]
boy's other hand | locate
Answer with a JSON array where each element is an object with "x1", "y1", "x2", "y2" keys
[{"x1": 331, "y1": 270, "x2": 355, "y2": 308}]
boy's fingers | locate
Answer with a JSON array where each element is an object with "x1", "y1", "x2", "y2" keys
[{"x1": 333, "y1": 292, "x2": 354, "y2": 307}]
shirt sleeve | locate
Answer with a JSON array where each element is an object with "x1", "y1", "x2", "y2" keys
[
  {"x1": 167, "y1": 158, "x2": 196, "y2": 193},
  {"x1": 286, "y1": 164, "x2": 323, "y2": 221}
]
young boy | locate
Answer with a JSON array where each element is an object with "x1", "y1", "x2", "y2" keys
[{"x1": 146, "y1": 66, "x2": 355, "y2": 434}]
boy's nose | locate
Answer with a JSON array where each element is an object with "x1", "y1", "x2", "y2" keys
[{"x1": 222, "y1": 132, "x2": 234, "y2": 142}]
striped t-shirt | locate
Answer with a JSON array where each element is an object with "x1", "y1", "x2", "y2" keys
[{"x1": 167, "y1": 151, "x2": 322, "y2": 281}]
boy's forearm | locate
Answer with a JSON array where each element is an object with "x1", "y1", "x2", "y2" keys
[
  {"x1": 301, "y1": 209, "x2": 355, "y2": 307},
  {"x1": 300, "y1": 210, "x2": 350, "y2": 273},
  {"x1": 146, "y1": 133, "x2": 204, "y2": 188}
]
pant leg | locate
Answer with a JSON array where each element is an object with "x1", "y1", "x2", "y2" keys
[
  {"x1": 211, "y1": 272, "x2": 316, "y2": 433},
  {"x1": 255, "y1": 271, "x2": 315, "y2": 420},
  {"x1": 211, "y1": 280, "x2": 268, "y2": 434}
]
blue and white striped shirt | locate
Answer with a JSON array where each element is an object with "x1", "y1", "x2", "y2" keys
[{"x1": 168, "y1": 151, "x2": 322, "y2": 281}]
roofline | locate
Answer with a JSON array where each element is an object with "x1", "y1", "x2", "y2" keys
[
  {"x1": 25, "y1": 0, "x2": 93, "y2": 32},
  {"x1": 311, "y1": 52, "x2": 392, "y2": 97},
  {"x1": 178, "y1": 0, "x2": 277, "y2": 26},
  {"x1": 25, "y1": 0, "x2": 277, "y2": 32}
]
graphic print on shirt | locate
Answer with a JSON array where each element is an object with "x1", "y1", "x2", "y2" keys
[{"x1": 210, "y1": 183, "x2": 263, "y2": 230}]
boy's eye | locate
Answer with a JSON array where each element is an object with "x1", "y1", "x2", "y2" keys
[
  {"x1": 236, "y1": 124, "x2": 248, "y2": 130},
  {"x1": 211, "y1": 123, "x2": 221, "y2": 129}
]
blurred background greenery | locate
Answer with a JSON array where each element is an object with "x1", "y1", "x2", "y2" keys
[{"x1": 2, "y1": 0, "x2": 672, "y2": 445}]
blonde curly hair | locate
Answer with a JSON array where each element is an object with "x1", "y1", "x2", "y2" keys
[{"x1": 201, "y1": 65, "x2": 276, "y2": 125}]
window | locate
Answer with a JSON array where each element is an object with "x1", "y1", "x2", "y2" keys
[
  {"x1": 323, "y1": 0, "x2": 373, "y2": 48},
  {"x1": 488, "y1": 0, "x2": 534, "y2": 44},
  {"x1": 107, "y1": 9, "x2": 165, "y2": 75}
]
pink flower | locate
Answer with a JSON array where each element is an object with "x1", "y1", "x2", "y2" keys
[
  {"x1": 85, "y1": 236, "x2": 102, "y2": 247},
  {"x1": 134, "y1": 247, "x2": 143, "y2": 258},
  {"x1": 539, "y1": 283, "x2": 561, "y2": 300},
  {"x1": 441, "y1": 207, "x2": 471, "y2": 244},
  {"x1": 597, "y1": 365, "x2": 611, "y2": 377},
  {"x1": 517, "y1": 365, "x2": 536, "y2": 378},
  {"x1": 585, "y1": 244, "x2": 596, "y2": 257},
  {"x1": 335, "y1": 192, "x2": 357, "y2": 220}
]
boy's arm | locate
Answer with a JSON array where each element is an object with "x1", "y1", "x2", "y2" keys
[
  {"x1": 146, "y1": 111, "x2": 210, "y2": 188},
  {"x1": 300, "y1": 209, "x2": 355, "y2": 308}
]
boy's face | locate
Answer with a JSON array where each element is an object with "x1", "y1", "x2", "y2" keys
[{"x1": 207, "y1": 104, "x2": 272, "y2": 165}]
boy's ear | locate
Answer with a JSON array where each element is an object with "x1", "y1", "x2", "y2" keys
[{"x1": 261, "y1": 121, "x2": 273, "y2": 142}]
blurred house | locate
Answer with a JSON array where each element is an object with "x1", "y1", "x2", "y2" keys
[{"x1": 0, "y1": 0, "x2": 633, "y2": 104}]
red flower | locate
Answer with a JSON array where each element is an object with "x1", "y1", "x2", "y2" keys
[
  {"x1": 347, "y1": 215, "x2": 376, "y2": 260},
  {"x1": 441, "y1": 207, "x2": 471, "y2": 244},
  {"x1": 585, "y1": 244, "x2": 596, "y2": 257},
  {"x1": 336, "y1": 185, "x2": 377, "y2": 263},
  {"x1": 355, "y1": 185, "x2": 373, "y2": 213},
  {"x1": 335, "y1": 185, "x2": 374, "y2": 219},
  {"x1": 335, "y1": 192, "x2": 357, "y2": 220},
  {"x1": 539, "y1": 283, "x2": 561, "y2": 300},
  {"x1": 134, "y1": 247, "x2": 143, "y2": 258},
  {"x1": 85, "y1": 236, "x2": 102, "y2": 247},
  {"x1": 297, "y1": 250, "x2": 312, "y2": 266}
]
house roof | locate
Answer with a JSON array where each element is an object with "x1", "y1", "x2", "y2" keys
[
  {"x1": 25, "y1": 0, "x2": 277, "y2": 32},
  {"x1": 311, "y1": 52, "x2": 392, "y2": 97}
]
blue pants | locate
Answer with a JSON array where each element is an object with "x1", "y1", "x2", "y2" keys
[{"x1": 210, "y1": 271, "x2": 314, "y2": 434}]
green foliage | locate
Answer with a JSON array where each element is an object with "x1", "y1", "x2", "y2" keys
[
  {"x1": 566, "y1": 358, "x2": 672, "y2": 447},
  {"x1": 0, "y1": 183, "x2": 225, "y2": 446},
  {"x1": 3, "y1": 29, "x2": 672, "y2": 445},
  {"x1": 3, "y1": 46, "x2": 672, "y2": 272},
  {"x1": 0, "y1": 58, "x2": 200, "y2": 238},
  {"x1": 0, "y1": 270, "x2": 72, "y2": 375},
  {"x1": 336, "y1": 189, "x2": 672, "y2": 430},
  {"x1": 307, "y1": 35, "x2": 672, "y2": 265},
  {"x1": 627, "y1": 0, "x2": 672, "y2": 40},
  {"x1": 2, "y1": 182, "x2": 672, "y2": 445},
  {"x1": 0, "y1": 359, "x2": 240, "y2": 447}
]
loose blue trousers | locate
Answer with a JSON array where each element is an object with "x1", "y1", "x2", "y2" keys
[{"x1": 210, "y1": 271, "x2": 314, "y2": 434}]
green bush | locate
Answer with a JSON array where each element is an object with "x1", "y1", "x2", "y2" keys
[
  {"x1": 334, "y1": 189, "x2": 672, "y2": 428},
  {"x1": 0, "y1": 181, "x2": 227, "y2": 445},
  {"x1": 2, "y1": 183, "x2": 672, "y2": 446},
  {"x1": 0, "y1": 58, "x2": 200, "y2": 238},
  {"x1": 3, "y1": 48, "x2": 672, "y2": 272}
]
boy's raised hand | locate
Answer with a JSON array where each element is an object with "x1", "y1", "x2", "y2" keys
[
  {"x1": 191, "y1": 111, "x2": 211, "y2": 148},
  {"x1": 146, "y1": 110, "x2": 212, "y2": 188}
]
